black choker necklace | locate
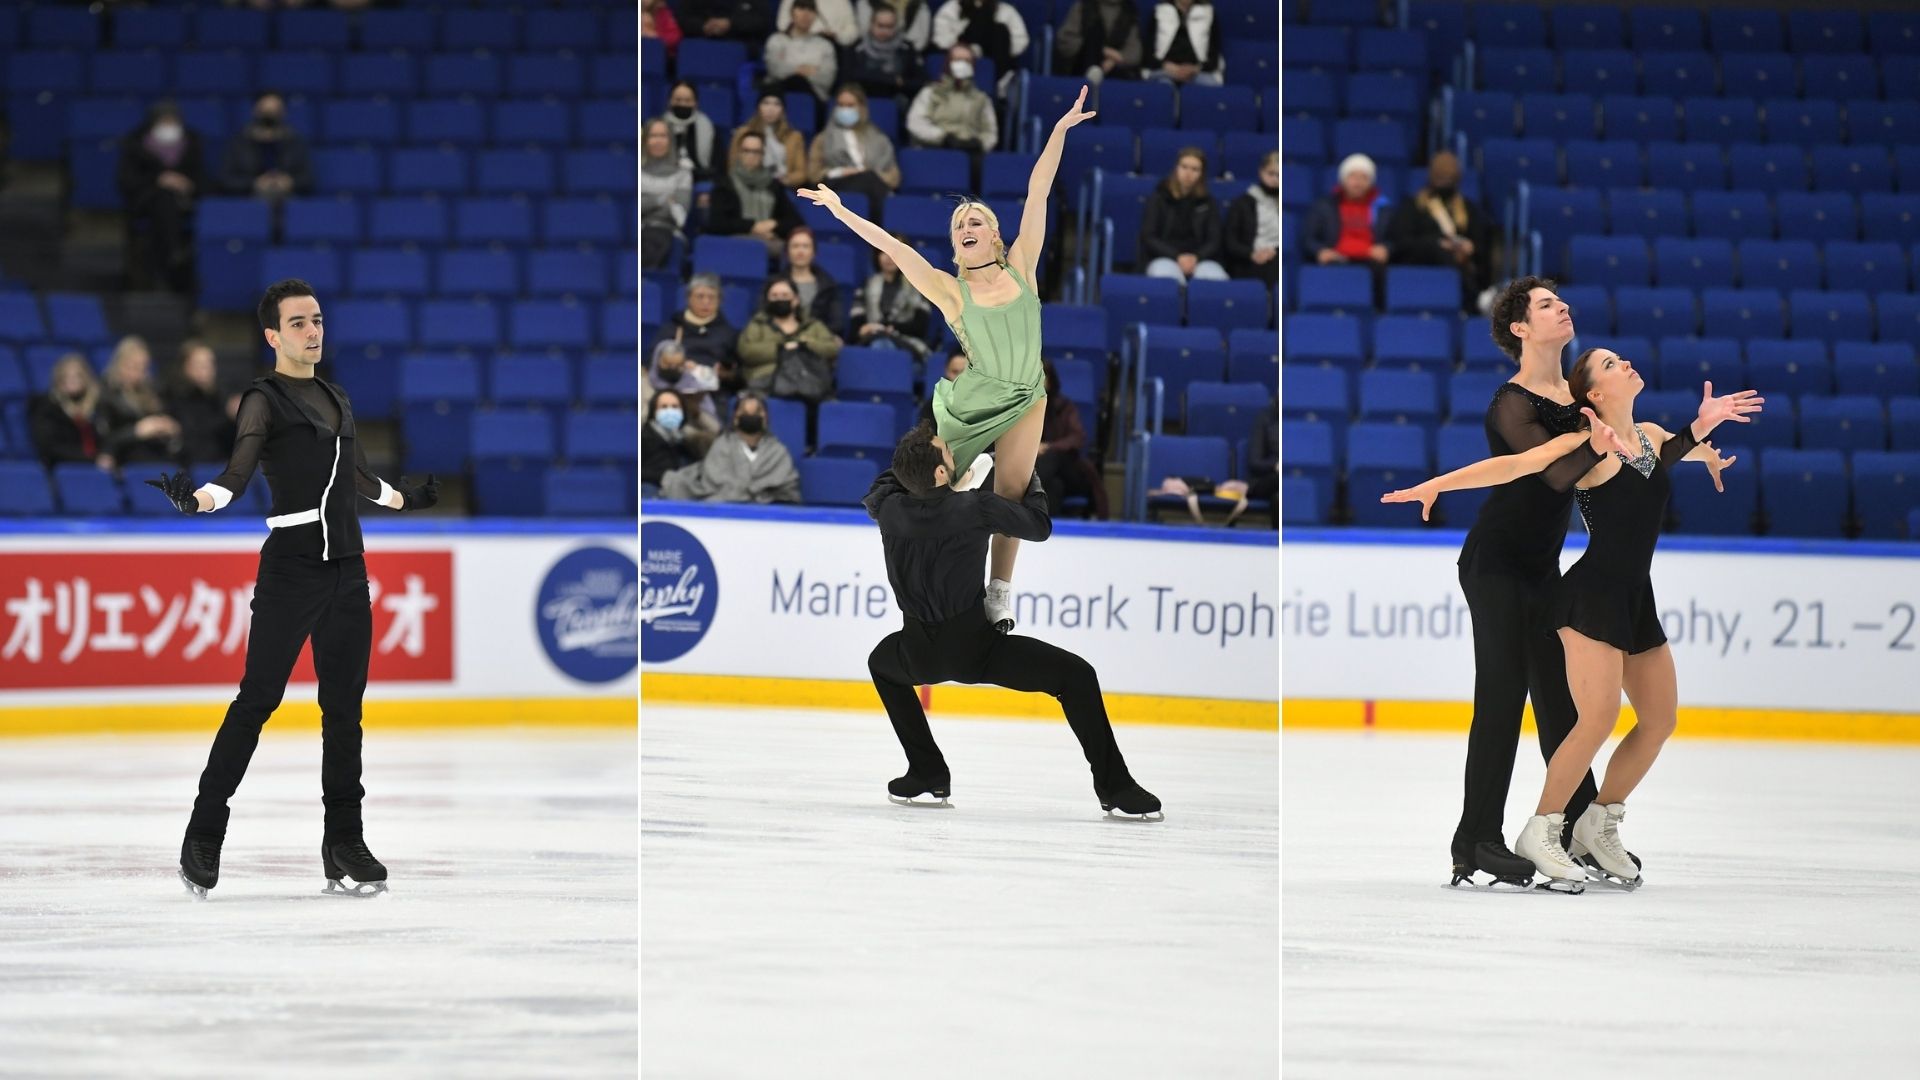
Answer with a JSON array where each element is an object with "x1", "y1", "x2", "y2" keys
[{"x1": 963, "y1": 260, "x2": 999, "y2": 271}]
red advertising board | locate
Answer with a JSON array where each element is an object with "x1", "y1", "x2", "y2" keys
[{"x1": 0, "y1": 550, "x2": 453, "y2": 690}]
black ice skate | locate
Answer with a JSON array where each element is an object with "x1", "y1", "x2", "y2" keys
[
  {"x1": 887, "y1": 773, "x2": 953, "y2": 807},
  {"x1": 322, "y1": 836, "x2": 389, "y2": 897},
  {"x1": 179, "y1": 833, "x2": 222, "y2": 900},
  {"x1": 1446, "y1": 840, "x2": 1549, "y2": 892},
  {"x1": 1096, "y1": 781, "x2": 1164, "y2": 822}
]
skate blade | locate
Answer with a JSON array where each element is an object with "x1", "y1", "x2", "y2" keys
[
  {"x1": 1103, "y1": 808, "x2": 1165, "y2": 822},
  {"x1": 1444, "y1": 874, "x2": 1582, "y2": 894},
  {"x1": 886, "y1": 794, "x2": 953, "y2": 808},
  {"x1": 179, "y1": 870, "x2": 209, "y2": 901},
  {"x1": 323, "y1": 878, "x2": 390, "y2": 898},
  {"x1": 1576, "y1": 860, "x2": 1643, "y2": 891}
]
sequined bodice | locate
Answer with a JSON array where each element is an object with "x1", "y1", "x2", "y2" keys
[{"x1": 1572, "y1": 425, "x2": 1670, "y2": 581}]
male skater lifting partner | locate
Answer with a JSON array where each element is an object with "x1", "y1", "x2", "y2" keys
[
  {"x1": 146, "y1": 279, "x2": 440, "y2": 898},
  {"x1": 863, "y1": 422, "x2": 1161, "y2": 820}
]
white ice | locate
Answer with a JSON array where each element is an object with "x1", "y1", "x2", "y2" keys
[
  {"x1": 0, "y1": 730, "x2": 637, "y2": 1080},
  {"x1": 641, "y1": 705, "x2": 1279, "y2": 1079},
  {"x1": 1284, "y1": 731, "x2": 1920, "y2": 1078}
]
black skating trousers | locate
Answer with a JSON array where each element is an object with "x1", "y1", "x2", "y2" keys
[
  {"x1": 187, "y1": 554, "x2": 372, "y2": 839},
  {"x1": 1454, "y1": 568, "x2": 1599, "y2": 850},
  {"x1": 868, "y1": 601, "x2": 1134, "y2": 789}
]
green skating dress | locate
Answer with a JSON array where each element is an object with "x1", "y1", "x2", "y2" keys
[{"x1": 932, "y1": 264, "x2": 1046, "y2": 475}]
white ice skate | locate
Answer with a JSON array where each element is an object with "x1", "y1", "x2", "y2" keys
[
  {"x1": 983, "y1": 578, "x2": 1015, "y2": 633},
  {"x1": 954, "y1": 451, "x2": 994, "y2": 492},
  {"x1": 1513, "y1": 813, "x2": 1587, "y2": 894},
  {"x1": 1569, "y1": 803, "x2": 1642, "y2": 890}
]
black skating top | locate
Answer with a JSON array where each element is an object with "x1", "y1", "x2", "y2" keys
[
  {"x1": 1551, "y1": 421, "x2": 1701, "y2": 654},
  {"x1": 1458, "y1": 382, "x2": 1607, "y2": 581},
  {"x1": 863, "y1": 470, "x2": 1051, "y2": 624}
]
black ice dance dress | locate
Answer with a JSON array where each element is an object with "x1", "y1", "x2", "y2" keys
[{"x1": 1552, "y1": 422, "x2": 1699, "y2": 655}]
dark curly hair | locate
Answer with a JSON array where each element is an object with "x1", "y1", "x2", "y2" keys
[
  {"x1": 1489, "y1": 275, "x2": 1559, "y2": 361},
  {"x1": 890, "y1": 421, "x2": 947, "y2": 497},
  {"x1": 257, "y1": 278, "x2": 316, "y2": 333}
]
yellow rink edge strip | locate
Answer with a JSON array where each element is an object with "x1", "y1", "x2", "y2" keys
[
  {"x1": 641, "y1": 673, "x2": 1279, "y2": 731},
  {"x1": 0, "y1": 697, "x2": 637, "y2": 738},
  {"x1": 1282, "y1": 698, "x2": 1920, "y2": 744}
]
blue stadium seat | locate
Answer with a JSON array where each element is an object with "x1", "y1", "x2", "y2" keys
[
  {"x1": 1383, "y1": 268, "x2": 1459, "y2": 316},
  {"x1": 361, "y1": 9, "x2": 438, "y2": 49},
  {"x1": 509, "y1": 301, "x2": 592, "y2": 351},
  {"x1": 1682, "y1": 97, "x2": 1761, "y2": 145},
  {"x1": 1747, "y1": 338, "x2": 1832, "y2": 399},
  {"x1": 438, "y1": 249, "x2": 520, "y2": 298},
  {"x1": 426, "y1": 54, "x2": 501, "y2": 98},
  {"x1": 1297, "y1": 266, "x2": 1371, "y2": 315},
  {"x1": 1479, "y1": 47, "x2": 1554, "y2": 94},
  {"x1": 1187, "y1": 280, "x2": 1271, "y2": 332},
  {"x1": 1726, "y1": 143, "x2": 1807, "y2": 195},
  {"x1": 1452, "y1": 91, "x2": 1517, "y2": 145},
  {"x1": 835, "y1": 347, "x2": 917, "y2": 435},
  {"x1": 1179, "y1": 84, "x2": 1257, "y2": 134},
  {"x1": 1101, "y1": 274, "x2": 1184, "y2": 349},
  {"x1": 1569, "y1": 235, "x2": 1649, "y2": 288},
  {"x1": 1600, "y1": 95, "x2": 1680, "y2": 143},
  {"x1": 593, "y1": 55, "x2": 636, "y2": 97},
  {"x1": 199, "y1": 197, "x2": 272, "y2": 242},
  {"x1": 1653, "y1": 237, "x2": 1735, "y2": 289},
  {"x1": 815, "y1": 401, "x2": 897, "y2": 461},
  {"x1": 1372, "y1": 316, "x2": 1454, "y2": 374},
  {"x1": 1220, "y1": 41, "x2": 1276, "y2": 89},
  {"x1": 1282, "y1": 72, "x2": 1338, "y2": 120},
  {"x1": 1890, "y1": 399, "x2": 1920, "y2": 451},
  {"x1": 1776, "y1": 193, "x2": 1858, "y2": 243},
  {"x1": 329, "y1": 298, "x2": 412, "y2": 349},
  {"x1": 196, "y1": 8, "x2": 269, "y2": 49},
  {"x1": 1346, "y1": 73, "x2": 1422, "y2": 124},
  {"x1": 1429, "y1": 423, "x2": 1493, "y2": 527},
  {"x1": 0, "y1": 462, "x2": 55, "y2": 517},
  {"x1": 1790, "y1": 11, "x2": 1864, "y2": 54},
  {"x1": 1824, "y1": 242, "x2": 1907, "y2": 294},
  {"x1": 469, "y1": 409, "x2": 556, "y2": 516},
  {"x1": 1655, "y1": 337, "x2": 1743, "y2": 394},
  {"x1": 476, "y1": 149, "x2": 555, "y2": 196},
  {"x1": 1669, "y1": 446, "x2": 1758, "y2": 535},
  {"x1": 52, "y1": 463, "x2": 124, "y2": 515},
  {"x1": 1691, "y1": 190, "x2": 1773, "y2": 241},
  {"x1": 547, "y1": 465, "x2": 628, "y2": 516},
  {"x1": 1787, "y1": 289, "x2": 1871, "y2": 345},
  {"x1": 1632, "y1": 390, "x2": 1696, "y2": 438},
  {"x1": 1220, "y1": 130, "x2": 1273, "y2": 184},
  {"x1": 693, "y1": 235, "x2": 771, "y2": 288},
  {"x1": 526, "y1": 9, "x2": 600, "y2": 51},
  {"x1": 1098, "y1": 79, "x2": 1176, "y2": 131},
  {"x1": 1851, "y1": 102, "x2": 1920, "y2": 148},
  {"x1": 262, "y1": 246, "x2": 342, "y2": 295},
  {"x1": 1719, "y1": 54, "x2": 1795, "y2": 100},
  {"x1": 42, "y1": 293, "x2": 110, "y2": 345},
  {"x1": 1739, "y1": 240, "x2": 1821, "y2": 292},
  {"x1": 1141, "y1": 325, "x2": 1226, "y2": 415},
  {"x1": 89, "y1": 51, "x2": 167, "y2": 96},
  {"x1": 348, "y1": 250, "x2": 429, "y2": 298},
  {"x1": 1522, "y1": 93, "x2": 1597, "y2": 141},
  {"x1": 599, "y1": 302, "x2": 637, "y2": 351},
  {"x1": 1798, "y1": 56, "x2": 1878, "y2": 101},
  {"x1": 1764, "y1": 100, "x2": 1841, "y2": 149},
  {"x1": 276, "y1": 9, "x2": 348, "y2": 49},
  {"x1": 528, "y1": 250, "x2": 608, "y2": 298},
  {"x1": 388, "y1": 149, "x2": 468, "y2": 196},
  {"x1": 1614, "y1": 286, "x2": 1696, "y2": 340},
  {"x1": 1760, "y1": 449, "x2": 1847, "y2": 537},
  {"x1": 1860, "y1": 195, "x2": 1920, "y2": 249},
  {"x1": 1346, "y1": 422, "x2": 1431, "y2": 527},
  {"x1": 171, "y1": 52, "x2": 253, "y2": 97},
  {"x1": 1284, "y1": 313, "x2": 1365, "y2": 373},
  {"x1": 115, "y1": 7, "x2": 186, "y2": 48},
  {"x1": 419, "y1": 300, "x2": 500, "y2": 350},
  {"x1": 1142, "y1": 434, "x2": 1235, "y2": 514},
  {"x1": 1799, "y1": 395, "x2": 1885, "y2": 452},
  {"x1": 1358, "y1": 369, "x2": 1439, "y2": 424},
  {"x1": 1709, "y1": 9, "x2": 1784, "y2": 53},
  {"x1": 442, "y1": 10, "x2": 518, "y2": 51},
  {"x1": 1562, "y1": 138, "x2": 1642, "y2": 190},
  {"x1": 1642, "y1": 50, "x2": 1720, "y2": 98},
  {"x1": 341, "y1": 54, "x2": 417, "y2": 98},
  {"x1": 1185, "y1": 381, "x2": 1270, "y2": 442},
  {"x1": 313, "y1": 148, "x2": 382, "y2": 194},
  {"x1": 543, "y1": 198, "x2": 620, "y2": 246},
  {"x1": 398, "y1": 354, "x2": 481, "y2": 472},
  {"x1": 1851, "y1": 452, "x2": 1920, "y2": 538},
  {"x1": 1553, "y1": 4, "x2": 1625, "y2": 49},
  {"x1": 1283, "y1": 365, "x2": 1349, "y2": 444},
  {"x1": 1041, "y1": 304, "x2": 1109, "y2": 366},
  {"x1": 408, "y1": 100, "x2": 486, "y2": 147},
  {"x1": 1527, "y1": 188, "x2": 1606, "y2": 278},
  {"x1": 1281, "y1": 419, "x2": 1336, "y2": 521},
  {"x1": 895, "y1": 148, "x2": 971, "y2": 198},
  {"x1": 1333, "y1": 118, "x2": 1413, "y2": 168},
  {"x1": 1562, "y1": 284, "x2": 1614, "y2": 333},
  {"x1": 565, "y1": 409, "x2": 640, "y2": 464},
  {"x1": 579, "y1": 101, "x2": 637, "y2": 147},
  {"x1": 797, "y1": 457, "x2": 881, "y2": 508},
  {"x1": 580, "y1": 354, "x2": 638, "y2": 407},
  {"x1": 1811, "y1": 146, "x2": 1893, "y2": 198},
  {"x1": 1834, "y1": 343, "x2": 1920, "y2": 397},
  {"x1": 488, "y1": 355, "x2": 574, "y2": 410},
  {"x1": 322, "y1": 99, "x2": 400, "y2": 145},
  {"x1": 1702, "y1": 288, "x2": 1785, "y2": 340},
  {"x1": 1606, "y1": 188, "x2": 1686, "y2": 240},
  {"x1": 369, "y1": 197, "x2": 448, "y2": 246},
  {"x1": 1446, "y1": 369, "x2": 1505, "y2": 421}
]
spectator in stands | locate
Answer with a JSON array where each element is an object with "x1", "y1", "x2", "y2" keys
[
  {"x1": 932, "y1": 0, "x2": 1029, "y2": 90},
  {"x1": 765, "y1": 0, "x2": 840, "y2": 103},
  {"x1": 29, "y1": 353, "x2": 113, "y2": 471},
  {"x1": 660, "y1": 392, "x2": 802, "y2": 504},
  {"x1": 1246, "y1": 399, "x2": 1276, "y2": 509},
  {"x1": 1033, "y1": 361, "x2": 1100, "y2": 518},
  {"x1": 1387, "y1": 150, "x2": 1494, "y2": 313},
  {"x1": 681, "y1": 0, "x2": 772, "y2": 47},
  {"x1": 848, "y1": 3, "x2": 923, "y2": 105},
  {"x1": 642, "y1": 0, "x2": 684, "y2": 59},
  {"x1": 851, "y1": 235, "x2": 936, "y2": 362},
  {"x1": 907, "y1": 43, "x2": 998, "y2": 181},
  {"x1": 1223, "y1": 150, "x2": 1279, "y2": 292},
  {"x1": 776, "y1": 0, "x2": 861, "y2": 47},
  {"x1": 1148, "y1": 0, "x2": 1221, "y2": 87},
  {"x1": 1140, "y1": 146, "x2": 1228, "y2": 284},
  {"x1": 648, "y1": 339, "x2": 724, "y2": 447},
  {"x1": 856, "y1": 0, "x2": 933, "y2": 51},
  {"x1": 918, "y1": 350, "x2": 968, "y2": 424},
  {"x1": 642, "y1": 118, "x2": 693, "y2": 268},
  {"x1": 219, "y1": 92, "x2": 314, "y2": 203},
  {"x1": 1303, "y1": 153, "x2": 1388, "y2": 270},
  {"x1": 118, "y1": 101, "x2": 207, "y2": 294},
  {"x1": 1054, "y1": 0, "x2": 1143, "y2": 85},
  {"x1": 781, "y1": 227, "x2": 846, "y2": 333},
  {"x1": 99, "y1": 335, "x2": 184, "y2": 466},
  {"x1": 730, "y1": 94, "x2": 811, "y2": 189},
  {"x1": 643, "y1": 390, "x2": 704, "y2": 490},
  {"x1": 710, "y1": 132, "x2": 805, "y2": 258},
  {"x1": 736, "y1": 276, "x2": 844, "y2": 390},
  {"x1": 663, "y1": 82, "x2": 722, "y2": 182},
  {"x1": 671, "y1": 273, "x2": 743, "y2": 386},
  {"x1": 165, "y1": 340, "x2": 239, "y2": 465},
  {"x1": 807, "y1": 85, "x2": 902, "y2": 220}
]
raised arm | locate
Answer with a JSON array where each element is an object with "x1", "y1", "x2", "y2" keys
[
  {"x1": 1008, "y1": 86, "x2": 1097, "y2": 275},
  {"x1": 1383, "y1": 411, "x2": 1631, "y2": 521},
  {"x1": 1487, "y1": 386, "x2": 1603, "y2": 494},
  {"x1": 796, "y1": 183, "x2": 959, "y2": 314}
]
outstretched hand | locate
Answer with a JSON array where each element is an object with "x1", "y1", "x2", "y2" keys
[
  {"x1": 1054, "y1": 85, "x2": 1097, "y2": 131},
  {"x1": 1695, "y1": 380, "x2": 1765, "y2": 430},
  {"x1": 794, "y1": 184, "x2": 842, "y2": 211},
  {"x1": 398, "y1": 474, "x2": 439, "y2": 511},
  {"x1": 145, "y1": 471, "x2": 199, "y2": 514},
  {"x1": 1379, "y1": 480, "x2": 1440, "y2": 522},
  {"x1": 1582, "y1": 407, "x2": 1634, "y2": 457},
  {"x1": 1698, "y1": 440, "x2": 1737, "y2": 493}
]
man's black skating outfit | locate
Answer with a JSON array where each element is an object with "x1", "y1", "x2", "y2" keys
[
  {"x1": 157, "y1": 371, "x2": 431, "y2": 896},
  {"x1": 862, "y1": 468, "x2": 1160, "y2": 819}
]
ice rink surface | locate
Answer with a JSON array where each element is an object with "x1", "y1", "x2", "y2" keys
[
  {"x1": 641, "y1": 705, "x2": 1279, "y2": 1079},
  {"x1": 0, "y1": 729, "x2": 637, "y2": 1080},
  {"x1": 1284, "y1": 731, "x2": 1920, "y2": 1078}
]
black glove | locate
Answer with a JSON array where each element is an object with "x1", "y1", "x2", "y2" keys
[
  {"x1": 145, "y1": 471, "x2": 199, "y2": 514},
  {"x1": 397, "y1": 474, "x2": 439, "y2": 511}
]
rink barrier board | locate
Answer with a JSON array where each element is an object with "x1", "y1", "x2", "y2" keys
[
  {"x1": 1282, "y1": 699, "x2": 1920, "y2": 744},
  {"x1": 643, "y1": 673, "x2": 1279, "y2": 731},
  {"x1": 0, "y1": 697, "x2": 635, "y2": 738}
]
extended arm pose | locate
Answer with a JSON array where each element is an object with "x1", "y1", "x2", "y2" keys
[
  {"x1": 146, "y1": 279, "x2": 439, "y2": 900},
  {"x1": 797, "y1": 86, "x2": 1096, "y2": 634},
  {"x1": 1388, "y1": 355, "x2": 1762, "y2": 890}
]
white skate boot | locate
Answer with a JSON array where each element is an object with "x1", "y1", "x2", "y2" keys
[
  {"x1": 1570, "y1": 803, "x2": 1642, "y2": 889},
  {"x1": 1514, "y1": 813, "x2": 1587, "y2": 893},
  {"x1": 954, "y1": 452, "x2": 993, "y2": 492},
  {"x1": 984, "y1": 578, "x2": 1015, "y2": 633}
]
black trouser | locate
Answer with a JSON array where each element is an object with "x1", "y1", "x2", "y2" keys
[
  {"x1": 188, "y1": 554, "x2": 372, "y2": 839},
  {"x1": 1455, "y1": 567, "x2": 1597, "y2": 853},
  {"x1": 868, "y1": 602, "x2": 1133, "y2": 790}
]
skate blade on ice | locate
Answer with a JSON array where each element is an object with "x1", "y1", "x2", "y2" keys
[
  {"x1": 323, "y1": 878, "x2": 390, "y2": 898},
  {"x1": 886, "y1": 794, "x2": 953, "y2": 808},
  {"x1": 179, "y1": 871, "x2": 209, "y2": 901},
  {"x1": 1103, "y1": 808, "x2": 1165, "y2": 822},
  {"x1": 1444, "y1": 872, "x2": 1583, "y2": 895},
  {"x1": 1575, "y1": 857, "x2": 1643, "y2": 891}
]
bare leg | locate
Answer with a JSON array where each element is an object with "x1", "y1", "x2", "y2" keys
[
  {"x1": 988, "y1": 398, "x2": 1047, "y2": 582},
  {"x1": 1598, "y1": 644, "x2": 1679, "y2": 804},
  {"x1": 1537, "y1": 628, "x2": 1625, "y2": 815}
]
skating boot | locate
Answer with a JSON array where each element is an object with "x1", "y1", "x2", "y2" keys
[
  {"x1": 1563, "y1": 814, "x2": 1643, "y2": 874},
  {"x1": 322, "y1": 835, "x2": 389, "y2": 897},
  {"x1": 954, "y1": 452, "x2": 993, "y2": 492},
  {"x1": 179, "y1": 833, "x2": 222, "y2": 899},
  {"x1": 1569, "y1": 803, "x2": 1642, "y2": 889},
  {"x1": 1513, "y1": 813, "x2": 1586, "y2": 893},
  {"x1": 887, "y1": 772, "x2": 952, "y2": 807},
  {"x1": 1447, "y1": 838, "x2": 1536, "y2": 890},
  {"x1": 1096, "y1": 781, "x2": 1164, "y2": 822},
  {"x1": 984, "y1": 578, "x2": 1015, "y2": 634}
]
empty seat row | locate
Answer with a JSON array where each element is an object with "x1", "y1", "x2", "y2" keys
[
  {"x1": 1457, "y1": 94, "x2": 1920, "y2": 148},
  {"x1": 200, "y1": 194, "x2": 633, "y2": 246},
  {"x1": 61, "y1": 97, "x2": 634, "y2": 150},
  {"x1": 1473, "y1": 50, "x2": 1920, "y2": 99},
  {"x1": 1519, "y1": 187, "x2": 1920, "y2": 245},
  {"x1": 1561, "y1": 236, "x2": 1919, "y2": 292},
  {"x1": 1391, "y1": 6, "x2": 1920, "y2": 59},
  {"x1": 0, "y1": 9, "x2": 633, "y2": 56}
]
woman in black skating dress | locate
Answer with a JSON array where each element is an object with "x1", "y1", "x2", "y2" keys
[{"x1": 1385, "y1": 349, "x2": 1762, "y2": 889}]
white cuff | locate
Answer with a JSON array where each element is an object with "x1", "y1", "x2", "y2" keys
[
  {"x1": 198, "y1": 484, "x2": 233, "y2": 511},
  {"x1": 368, "y1": 479, "x2": 398, "y2": 507}
]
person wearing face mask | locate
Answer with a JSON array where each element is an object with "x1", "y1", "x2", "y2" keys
[
  {"x1": 642, "y1": 118, "x2": 694, "y2": 269},
  {"x1": 1223, "y1": 151, "x2": 1280, "y2": 292},
  {"x1": 646, "y1": 339, "x2": 723, "y2": 455},
  {"x1": 931, "y1": 0, "x2": 1029, "y2": 87},
  {"x1": 659, "y1": 393, "x2": 802, "y2": 504},
  {"x1": 643, "y1": 390, "x2": 703, "y2": 493},
  {"x1": 806, "y1": 85, "x2": 902, "y2": 222},
  {"x1": 736, "y1": 275, "x2": 844, "y2": 390},
  {"x1": 660, "y1": 81, "x2": 720, "y2": 181},
  {"x1": 776, "y1": 0, "x2": 861, "y2": 47},
  {"x1": 1054, "y1": 0, "x2": 1142, "y2": 85},
  {"x1": 730, "y1": 95, "x2": 810, "y2": 189},
  {"x1": 1387, "y1": 150, "x2": 1495, "y2": 313},
  {"x1": 849, "y1": 3, "x2": 924, "y2": 103},
  {"x1": 764, "y1": 0, "x2": 840, "y2": 103},
  {"x1": 907, "y1": 44, "x2": 998, "y2": 180},
  {"x1": 118, "y1": 101, "x2": 207, "y2": 293},
  {"x1": 29, "y1": 354, "x2": 114, "y2": 471},
  {"x1": 219, "y1": 91, "x2": 314, "y2": 201},
  {"x1": 710, "y1": 132, "x2": 805, "y2": 259}
]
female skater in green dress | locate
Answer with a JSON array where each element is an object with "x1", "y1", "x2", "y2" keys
[{"x1": 797, "y1": 86, "x2": 1098, "y2": 631}]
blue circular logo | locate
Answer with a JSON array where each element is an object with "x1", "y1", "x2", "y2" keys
[
  {"x1": 639, "y1": 522, "x2": 718, "y2": 663},
  {"x1": 535, "y1": 546, "x2": 639, "y2": 683}
]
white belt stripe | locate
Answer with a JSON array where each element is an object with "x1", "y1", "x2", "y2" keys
[{"x1": 266, "y1": 508, "x2": 321, "y2": 528}]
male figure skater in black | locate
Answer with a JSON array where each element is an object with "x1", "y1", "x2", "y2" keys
[
  {"x1": 146, "y1": 279, "x2": 439, "y2": 897},
  {"x1": 863, "y1": 422, "x2": 1161, "y2": 820}
]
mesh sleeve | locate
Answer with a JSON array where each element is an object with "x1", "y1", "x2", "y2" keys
[
  {"x1": 1488, "y1": 388, "x2": 1602, "y2": 494},
  {"x1": 207, "y1": 390, "x2": 269, "y2": 498}
]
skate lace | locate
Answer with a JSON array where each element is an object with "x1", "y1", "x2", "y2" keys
[
  {"x1": 1541, "y1": 822, "x2": 1578, "y2": 869},
  {"x1": 1597, "y1": 807, "x2": 1630, "y2": 865},
  {"x1": 334, "y1": 838, "x2": 376, "y2": 865},
  {"x1": 190, "y1": 838, "x2": 220, "y2": 870}
]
